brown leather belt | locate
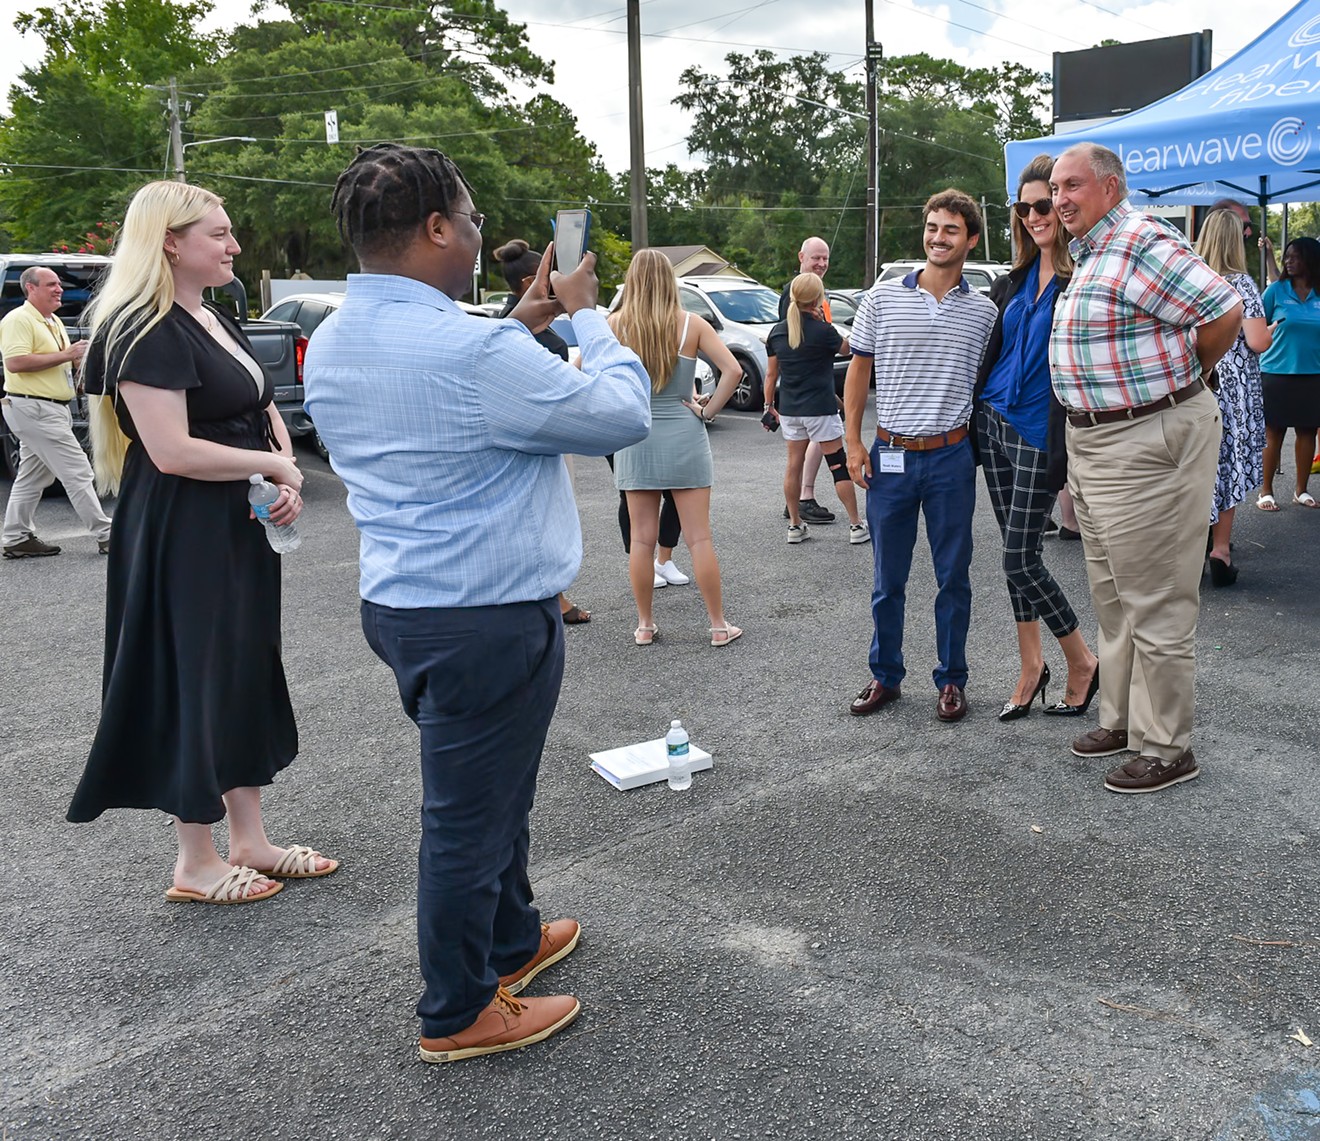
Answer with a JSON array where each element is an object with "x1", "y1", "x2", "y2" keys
[
  {"x1": 1065, "y1": 379, "x2": 1206, "y2": 428},
  {"x1": 875, "y1": 424, "x2": 969, "y2": 451}
]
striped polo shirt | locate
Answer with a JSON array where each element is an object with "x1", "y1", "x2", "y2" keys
[{"x1": 850, "y1": 271, "x2": 996, "y2": 435}]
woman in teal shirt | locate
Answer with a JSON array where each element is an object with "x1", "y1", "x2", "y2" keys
[{"x1": 1258, "y1": 237, "x2": 1320, "y2": 510}]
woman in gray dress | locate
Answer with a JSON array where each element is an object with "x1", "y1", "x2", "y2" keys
[{"x1": 610, "y1": 249, "x2": 743, "y2": 646}]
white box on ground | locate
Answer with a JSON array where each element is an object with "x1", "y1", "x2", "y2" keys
[{"x1": 589, "y1": 737, "x2": 713, "y2": 790}]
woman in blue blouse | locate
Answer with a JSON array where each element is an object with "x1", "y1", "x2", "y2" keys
[
  {"x1": 1257, "y1": 237, "x2": 1320, "y2": 511},
  {"x1": 975, "y1": 155, "x2": 1099, "y2": 723}
]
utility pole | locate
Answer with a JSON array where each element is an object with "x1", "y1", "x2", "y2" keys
[
  {"x1": 980, "y1": 195, "x2": 990, "y2": 262},
  {"x1": 168, "y1": 76, "x2": 186, "y2": 183},
  {"x1": 627, "y1": 0, "x2": 648, "y2": 249},
  {"x1": 864, "y1": 3, "x2": 881, "y2": 286}
]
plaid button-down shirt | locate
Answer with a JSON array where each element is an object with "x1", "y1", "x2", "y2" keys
[{"x1": 1049, "y1": 201, "x2": 1239, "y2": 413}]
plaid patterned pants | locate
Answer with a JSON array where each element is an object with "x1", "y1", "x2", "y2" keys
[{"x1": 976, "y1": 404, "x2": 1078, "y2": 637}]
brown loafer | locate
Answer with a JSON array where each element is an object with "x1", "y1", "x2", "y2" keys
[
  {"x1": 1071, "y1": 727, "x2": 1130, "y2": 758},
  {"x1": 419, "y1": 987, "x2": 580, "y2": 1064},
  {"x1": 1104, "y1": 750, "x2": 1199, "y2": 794},
  {"x1": 936, "y1": 684, "x2": 968, "y2": 722},
  {"x1": 499, "y1": 918, "x2": 581, "y2": 995},
  {"x1": 850, "y1": 679, "x2": 901, "y2": 716}
]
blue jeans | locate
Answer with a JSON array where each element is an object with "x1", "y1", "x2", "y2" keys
[
  {"x1": 362, "y1": 596, "x2": 564, "y2": 1038},
  {"x1": 865, "y1": 436, "x2": 975, "y2": 691}
]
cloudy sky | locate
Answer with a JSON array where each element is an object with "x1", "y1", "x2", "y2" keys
[{"x1": 0, "y1": 0, "x2": 1305, "y2": 173}]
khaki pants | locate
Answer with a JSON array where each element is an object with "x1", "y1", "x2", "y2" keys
[
  {"x1": 1066, "y1": 387, "x2": 1221, "y2": 761},
  {"x1": 1, "y1": 396, "x2": 112, "y2": 547}
]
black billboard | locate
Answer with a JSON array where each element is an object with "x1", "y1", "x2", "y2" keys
[{"x1": 1054, "y1": 32, "x2": 1214, "y2": 123}]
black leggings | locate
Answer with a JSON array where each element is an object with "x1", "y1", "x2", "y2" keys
[{"x1": 606, "y1": 455, "x2": 681, "y2": 553}]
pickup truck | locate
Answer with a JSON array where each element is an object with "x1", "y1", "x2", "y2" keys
[{"x1": 0, "y1": 253, "x2": 308, "y2": 480}]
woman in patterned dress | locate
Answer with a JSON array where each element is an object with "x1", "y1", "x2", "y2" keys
[{"x1": 1194, "y1": 209, "x2": 1272, "y2": 587}]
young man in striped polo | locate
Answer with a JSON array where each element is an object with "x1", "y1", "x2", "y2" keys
[{"x1": 843, "y1": 190, "x2": 997, "y2": 723}]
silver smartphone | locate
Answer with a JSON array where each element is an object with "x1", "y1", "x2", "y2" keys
[{"x1": 554, "y1": 209, "x2": 592, "y2": 275}]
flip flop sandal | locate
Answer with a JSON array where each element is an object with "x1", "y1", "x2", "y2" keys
[
  {"x1": 164, "y1": 865, "x2": 283, "y2": 904},
  {"x1": 1293, "y1": 491, "x2": 1320, "y2": 508},
  {"x1": 253, "y1": 844, "x2": 340, "y2": 879},
  {"x1": 1257, "y1": 494, "x2": 1280, "y2": 512},
  {"x1": 561, "y1": 605, "x2": 591, "y2": 624}
]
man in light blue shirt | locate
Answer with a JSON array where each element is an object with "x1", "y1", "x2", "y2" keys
[{"x1": 304, "y1": 144, "x2": 650, "y2": 1064}]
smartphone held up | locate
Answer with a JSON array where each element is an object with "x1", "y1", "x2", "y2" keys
[{"x1": 553, "y1": 209, "x2": 592, "y2": 275}]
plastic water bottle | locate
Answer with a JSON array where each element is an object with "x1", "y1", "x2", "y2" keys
[
  {"x1": 666, "y1": 719, "x2": 691, "y2": 791},
  {"x1": 248, "y1": 474, "x2": 301, "y2": 553}
]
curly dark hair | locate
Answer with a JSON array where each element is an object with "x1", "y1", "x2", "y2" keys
[
  {"x1": 330, "y1": 143, "x2": 473, "y2": 257},
  {"x1": 924, "y1": 188, "x2": 982, "y2": 239},
  {"x1": 1282, "y1": 237, "x2": 1320, "y2": 287}
]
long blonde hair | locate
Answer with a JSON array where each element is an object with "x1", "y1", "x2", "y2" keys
[
  {"x1": 786, "y1": 272, "x2": 824, "y2": 349},
  {"x1": 1195, "y1": 208, "x2": 1248, "y2": 277},
  {"x1": 610, "y1": 248, "x2": 680, "y2": 393},
  {"x1": 85, "y1": 181, "x2": 225, "y2": 495}
]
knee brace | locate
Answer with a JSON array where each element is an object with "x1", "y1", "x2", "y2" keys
[{"x1": 824, "y1": 447, "x2": 850, "y2": 483}]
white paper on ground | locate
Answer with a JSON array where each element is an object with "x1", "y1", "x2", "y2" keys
[{"x1": 589, "y1": 737, "x2": 713, "y2": 790}]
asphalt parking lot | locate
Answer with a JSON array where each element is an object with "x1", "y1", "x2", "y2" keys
[{"x1": 2, "y1": 408, "x2": 1318, "y2": 1141}]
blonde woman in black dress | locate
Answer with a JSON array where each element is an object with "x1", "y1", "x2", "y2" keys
[{"x1": 70, "y1": 181, "x2": 336, "y2": 903}]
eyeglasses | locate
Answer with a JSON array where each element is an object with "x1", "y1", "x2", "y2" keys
[
  {"x1": 1013, "y1": 198, "x2": 1053, "y2": 219},
  {"x1": 464, "y1": 211, "x2": 486, "y2": 231}
]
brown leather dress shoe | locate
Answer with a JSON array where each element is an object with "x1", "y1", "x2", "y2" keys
[
  {"x1": 1071, "y1": 727, "x2": 1130, "y2": 758},
  {"x1": 850, "y1": 679, "x2": 901, "y2": 716},
  {"x1": 936, "y1": 684, "x2": 968, "y2": 722},
  {"x1": 499, "y1": 918, "x2": 581, "y2": 995},
  {"x1": 418, "y1": 987, "x2": 580, "y2": 1064}
]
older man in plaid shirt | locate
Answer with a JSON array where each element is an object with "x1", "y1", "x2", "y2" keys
[{"x1": 1048, "y1": 143, "x2": 1242, "y2": 795}]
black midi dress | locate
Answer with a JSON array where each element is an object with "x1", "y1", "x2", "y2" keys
[{"x1": 67, "y1": 304, "x2": 298, "y2": 825}]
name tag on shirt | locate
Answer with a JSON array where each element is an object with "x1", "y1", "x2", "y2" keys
[{"x1": 877, "y1": 448, "x2": 906, "y2": 474}]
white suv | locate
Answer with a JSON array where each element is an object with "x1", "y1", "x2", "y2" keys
[{"x1": 876, "y1": 261, "x2": 1010, "y2": 295}]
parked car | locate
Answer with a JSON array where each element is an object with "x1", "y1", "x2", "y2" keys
[
  {"x1": 875, "y1": 261, "x2": 1011, "y2": 295},
  {"x1": 1, "y1": 254, "x2": 304, "y2": 480},
  {"x1": 474, "y1": 290, "x2": 512, "y2": 317},
  {"x1": 610, "y1": 276, "x2": 848, "y2": 412},
  {"x1": 547, "y1": 314, "x2": 714, "y2": 391},
  {"x1": 826, "y1": 290, "x2": 860, "y2": 326}
]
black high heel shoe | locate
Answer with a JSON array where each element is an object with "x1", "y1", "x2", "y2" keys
[
  {"x1": 1044, "y1": 663, "x2": 1100, "y2": 716},
  {"x1": 1208, "y1": 555, "x2": 1239, "y2": 587},
  {"x1": 998, "y1": 663, "x2": 1050, "y2": 722}
]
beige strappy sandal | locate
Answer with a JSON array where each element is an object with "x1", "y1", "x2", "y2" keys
[
  {"x1": 164, "y1": 865, "x2": 283, "y2": 904},
  {"x1": 254, "y1": 844, "x2": 340, "y2": 879}
]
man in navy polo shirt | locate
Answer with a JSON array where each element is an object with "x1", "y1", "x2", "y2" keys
[{"x1": 843, "y1": 189, "x2": 997, "y2": 722}]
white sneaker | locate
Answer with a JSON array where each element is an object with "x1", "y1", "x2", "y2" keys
[
  {"x1": 786, "y1": 523, "x2": 810, "y2": 544},
  {"x1": 653, "y1": 572, "x2": 667, "y2": 588},
  {"x1": 849, "y1": 522, "x2": 870, "y2": 545},
  {"x1": 654, "y1": 560, "x2": 690, "y2": 586}
]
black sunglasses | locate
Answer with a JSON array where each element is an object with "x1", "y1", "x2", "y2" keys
[{"x1": 1014, "y1": 198, "x2": 1053, "y2": 219}]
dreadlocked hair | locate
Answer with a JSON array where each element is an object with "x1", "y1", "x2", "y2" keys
[{"x1": 330, "y1": 143, "x2": 473, "y2": 257}]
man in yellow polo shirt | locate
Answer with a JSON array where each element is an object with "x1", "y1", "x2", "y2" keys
[{"x1": 1, "y1": 266, "x2": 112, "y2": 558}]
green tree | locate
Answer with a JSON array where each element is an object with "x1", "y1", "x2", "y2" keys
[
  {"x1": 183, "y1": 23, "x2": 614, "y2": 295},
  {"x1": 260, "y1": 0, "x2": 552, "y2": 97},
  {"x1": 0, "y1": 0, "x2": 216, "y2": 248},
  {"x1": 672, "y1": 50, "x2": 1050, "y2": 280}
]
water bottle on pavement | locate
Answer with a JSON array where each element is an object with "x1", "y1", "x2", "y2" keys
[
  {"x1": 248, "y1": 474, "x2": 301, "y2": 553},
  {"x1": 666, "y1": 719, "x2": 691, "y2": 791}
]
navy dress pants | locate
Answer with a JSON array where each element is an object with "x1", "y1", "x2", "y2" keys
[
  {"x1": 362, "y1": 596, "x2": 565, "y2": 1038},
  {"x1": 865, "y1": 436, "x2": 975, "y2": 691}
]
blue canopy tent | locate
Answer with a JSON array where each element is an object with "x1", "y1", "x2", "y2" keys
[{"x1": 1004, "y1": 0, "x2": 1320, "y2": 211}]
